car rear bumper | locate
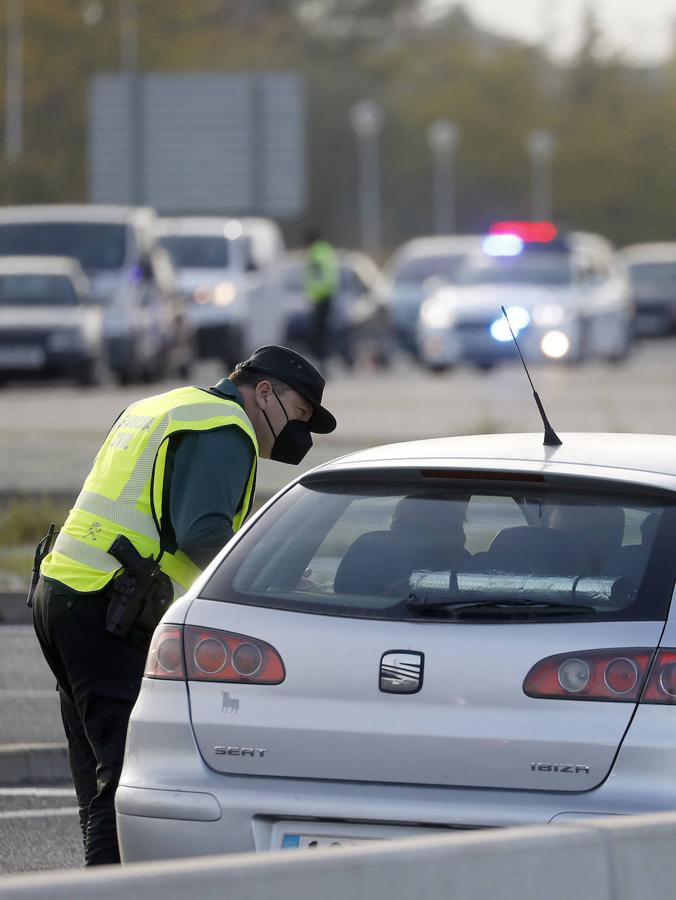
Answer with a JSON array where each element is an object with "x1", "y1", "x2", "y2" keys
[{"x1": 116, "y1": 680, "x2": 676, "y2": 863}]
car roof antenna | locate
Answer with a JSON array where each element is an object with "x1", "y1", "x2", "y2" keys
[{"x1": 501, "y1": 305, "x2": 562, "y2": 447}]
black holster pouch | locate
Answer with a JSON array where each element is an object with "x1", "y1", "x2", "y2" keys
[
  {"x1": 27, "y1": 524, "x2": 58, "y2": 608},
  {"x1": 105, "y1": 535, "x2": 173, "y2": 647}
]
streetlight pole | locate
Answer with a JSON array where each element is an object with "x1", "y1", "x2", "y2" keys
[
  {"x1": 349, "y1": 99, "x2": 384, "y2": 258},
  {"x1": 526, "y1": 129, "x2": 555, "y2": 221},
  {"x1": 5, "y1": 0, "x2": 23, "y2": 162},
  {"x1": 119, "y1": 0, "x2": 143, "y2": 204},
  {"x1": 427, "y1": 119, "x2": 460, "y2": 235}
]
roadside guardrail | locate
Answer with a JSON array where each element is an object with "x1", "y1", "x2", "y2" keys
[{"x1": 1, "y1": 810, "x2": 675, "y2": 899}]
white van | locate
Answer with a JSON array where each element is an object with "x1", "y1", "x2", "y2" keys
[{"x1": 156, "y1": 217, "x2": 286, "y2": 368}]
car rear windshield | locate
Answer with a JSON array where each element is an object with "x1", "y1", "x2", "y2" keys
[
  {"x1": 0, "y1": 274, "x2": 79, "y2": 306},
  {"x1": 160, "y1": 236, "x2": 230, "y2": 270},
  {"x1": 202, "y1": 474, "x2": 676, "y2": 622},
  {"x1": 393, "y1": 254, "x2": 469, "y2": 287},
  {"x1": 0, "y1": 223, "x2": 127, "y2": 271},
  {"x1": 456, "y1": 252, "x2": 573, "y2": 287}
]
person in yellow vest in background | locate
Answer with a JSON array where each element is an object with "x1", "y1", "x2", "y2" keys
[
  {"x1": 32, "y1": 346, "x2": 336, "y2": 867},
  {"x1": 304, "y1": 227, "x2": 340, "y2": 367}
]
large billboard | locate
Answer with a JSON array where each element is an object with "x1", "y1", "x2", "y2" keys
[{"x1": 88, "y1": 71, "x2": 306, "y2": 217}]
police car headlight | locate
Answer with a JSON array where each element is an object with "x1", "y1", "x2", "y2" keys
[
  {"x1": 420, "y1": 297, "x2": 456, "y2": 329},
  {"x1": 541, "y1": 330, "x2": 570, "y2": 359},
  {"x1": 533, "y1": 303, "x2": 566, "y2": 327},
  {"x1": 47, "y1": 329, "x2": 83, "y2": 352}
]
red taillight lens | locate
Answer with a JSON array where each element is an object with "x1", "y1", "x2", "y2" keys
[
  {"x1": 184, "y1": 625, "x2": 285, "y2": 684},
  {"x1": 641, "y1": 650, "x2": 676, "y2": 703},
  {"x1": 145, "y1": 625, "x2": 186, "y2": 680},
  {"x1": 524, "y1": 648, "x2": 653, "y2": 702}
]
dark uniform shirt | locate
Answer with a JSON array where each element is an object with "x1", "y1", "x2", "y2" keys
[{"x1": 169, "y1": 378, "x2": 256, "y2": 569}]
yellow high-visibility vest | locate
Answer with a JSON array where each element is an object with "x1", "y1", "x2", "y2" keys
[
  {"x1": 41, "y1": 386, "x2": 258, "y2": 596},
  {"x1": 305, "y1": 241, "x2": 339, "y2": 303}
]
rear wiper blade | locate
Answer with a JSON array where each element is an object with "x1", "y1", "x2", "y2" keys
[{"x1": 406, "y1": 596, "x2": 595, "y2": 617}]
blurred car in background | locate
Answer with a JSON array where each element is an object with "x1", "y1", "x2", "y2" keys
[
  {"x1": 621, "y1": 243, "x2": 676, "y2": 337},
  {"x1": 275, "y1": 250, "x2": 391, "y2": 367},
  {"x1": 0, "y1": 205, "x2": 194, "y2": 384},
  {"x1": 0, "y1": 256, "x2": 106, "y2": 386},
  {"x1": 238, "y1": 217, "x2": 286, "y2": 272},
  {"x1": 417, "y1": 224, "x2": 634, "y2": 372},
  {"x1": 384, "y1": 235, "x2": 482, "y2": 354},
  {"x1": 157, "y1": 216, "x2": 286, "y2": 369}
]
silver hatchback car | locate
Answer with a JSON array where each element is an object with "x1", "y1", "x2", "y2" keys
[{"x1": 117, "y1": 432, "x2": 676, "y2": 860}]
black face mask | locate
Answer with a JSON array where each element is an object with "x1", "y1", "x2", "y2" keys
[{"x1": 262, "y1": 390, "x2": 313, "y2": 465}]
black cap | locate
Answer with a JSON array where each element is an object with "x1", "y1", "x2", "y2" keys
[{"x1": 235, "y1": 345, "x2": 337, "y2": 434}]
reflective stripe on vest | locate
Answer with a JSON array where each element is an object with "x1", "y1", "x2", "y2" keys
[{"x1": 41, "y1": 387, "x2": 258, "y2": 595}]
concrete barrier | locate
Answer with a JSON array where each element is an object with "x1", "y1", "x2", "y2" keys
[{"x1": 1, "y1": 811, "x2": 676, "y2": 899}]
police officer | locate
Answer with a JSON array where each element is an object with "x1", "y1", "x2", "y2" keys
[
  {"x1": 304, "y1": 227, "x2": 340, "y2": 366},
  {"x1": 33, "y1": 346, "x2": 336, "y2": 866}
]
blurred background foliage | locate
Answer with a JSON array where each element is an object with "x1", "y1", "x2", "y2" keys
[{"x1": 0, "y1": 0, "x2": 675, "y2": 251}]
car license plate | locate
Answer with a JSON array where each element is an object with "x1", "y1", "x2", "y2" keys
[
  {"x1": 281, "y1": 833, "x2": 378, "y2": 850},
  {"x1": 271, "y1": 820, "x2": 441, "y2": 851},
  {"x1": 0, "y1": 345, "x2": 45, "y2": 369}
]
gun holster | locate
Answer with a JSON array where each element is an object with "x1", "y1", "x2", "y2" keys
[
  {"x1": 105, "y1": 536, "x2": 173, "y2": 647},
  {"x1": 27, "y1": 524, "x2": 58, "y2": 608}
]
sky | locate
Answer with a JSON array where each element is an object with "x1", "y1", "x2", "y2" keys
[{"x1": 434, "y1": 0, "x2": 676, "y2": 63}]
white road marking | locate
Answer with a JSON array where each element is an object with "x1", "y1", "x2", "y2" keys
[
  {"x1": 0, "y1": 788, "x2": 75, "y2": 797},
  {"x1": 0, "y1": 807, "x2": 76, "y2": 820},
  {"x1": 0, "y1": 690, "x2": 56, "y2": 698}
]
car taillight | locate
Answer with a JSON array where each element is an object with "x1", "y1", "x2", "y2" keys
[
  {"x1": 641, "y1": 650, "x2": 676, "y2": 704},
  {"x1": 523, "y1": 648, "x2": 654, "y2": 702},
  {"x1": 145, "y1": 624, "x2": 286, "y2": 684},
  {"x1": 184, "y1": 625, "x2": 285, "y2": 684},
  {"x1": 145, "y1": 625, "x2": 186, "y2": 680}
]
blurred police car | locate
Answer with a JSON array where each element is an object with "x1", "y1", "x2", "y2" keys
[
  {"x1": 384, "y1": 235, "x2": 482, "y2": 354},
  {"x1": 417, "y1": 223, "x2": 634, "y2": 371},
  {"x1": 0, "y1": 256, "x2": 106, "y2": 386}
]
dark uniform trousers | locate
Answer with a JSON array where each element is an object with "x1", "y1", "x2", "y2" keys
[
  {"x1": 32, "y1": 576, "x2": 148, "y2": 866},
  {"x1": 313, "y1": 294, "x2": 333, "y2": 364}
]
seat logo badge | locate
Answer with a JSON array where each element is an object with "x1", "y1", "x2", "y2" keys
[
  {"x1": 221, "y1": 691, "x2": 240, "y2": 714},
  {"x1": 380, "y1": 651, "x2": 424, "y2": 694},
  {"x1": 214, "y1": 746, "x2": 268, "y2": 758}
]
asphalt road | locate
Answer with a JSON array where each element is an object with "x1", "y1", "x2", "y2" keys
[
  {"x1": 3, "y1": 340, "x2": 676, "y2": 500},
  {"x1": 0, "y1": 787, "x2": 81, "y2": 874},
  {"x1": 0, "y1": 627, "x2": 81, "y2": 874}
]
